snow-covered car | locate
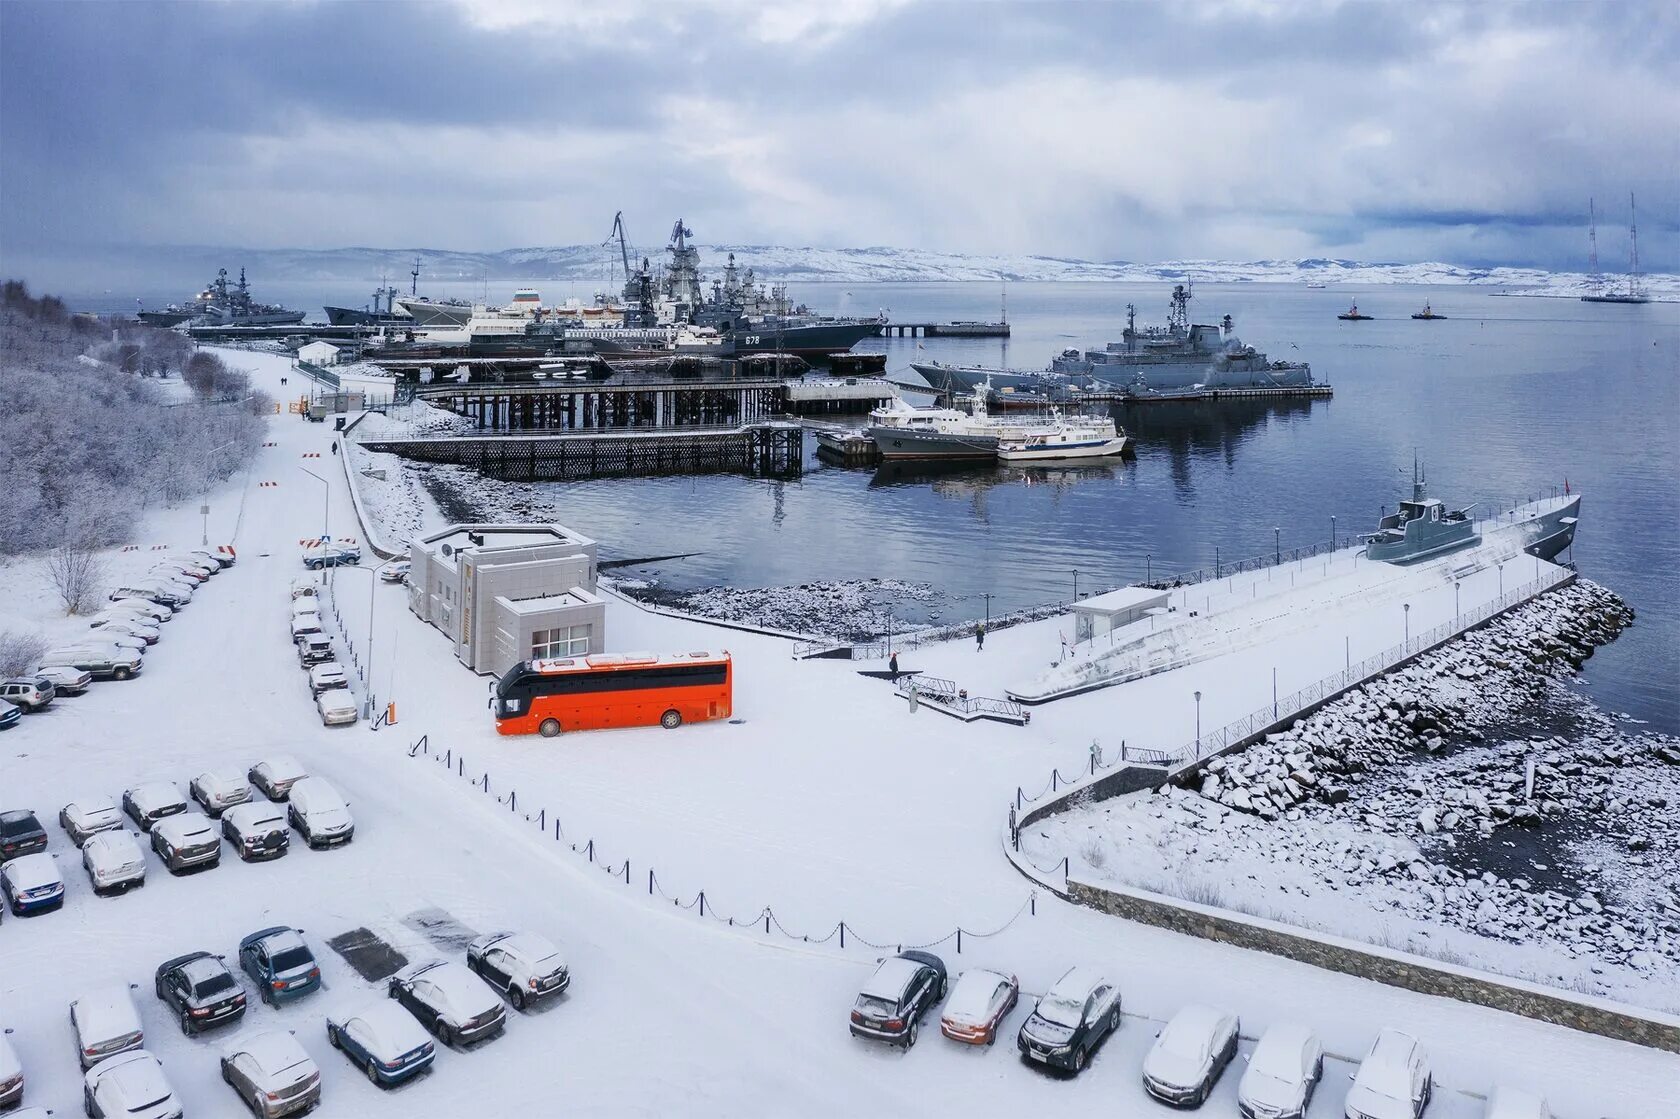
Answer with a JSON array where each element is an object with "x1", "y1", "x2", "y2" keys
[
  {"x1": 289, "y1": 598, "x2": 322, "y2": 624},
  {"x1": 0, "y1": 808, "x2": 49, "y2": 861},
  {"x1": 71, "y1": 987, "x2": 145, "y2": 1069},
  {"x1": 151, "y1": 563, "x2": 206, "y2": 585},
  {"x1": 220, "y1": 1029, "x2": 322, "y2": 1118},
  {"x1": 92, "y1": 629, "x2": 148, "y2": 653},
  {"x1": 188, "y1": 548, "x2": 235, "y2": 570},
  {"x1": 1238, "y1": 1022, "x2": 1324, "y2": 1119},
  {"x1": 289, "y1": 577, "x2": 318, "y2": 601},
  {"x1": 249, "y1": 756, "x2": 308, "y2": 801},
  {"x1": 83, "y1": 1049, "x2": 182, "y2": 1119},
  {"x1": 161, "y1": 555, "x2": 216, "y2": 578},
  {"x1": 0, "y1": 677, "x2": 54, "y2": 711},
  {"x1": 122, "y1": 781, "x2": 189, "y2": 831},
  {"x1": 379, "y1": 560, "x2": 410, "y2": 583},
  {"x1": 0, "y1": 1032, "x2": 21, "y2": 1109},
  {"x1": 61, "y1": 797, "x2": 126, "y2": 846},
  {"x1": 287, "y1": 777, "x2": 354, "y2": 847},
  {"x1": 302, "y1": 542, "x2": 360, "y2": 569},
  {"x1": 388, "y1": 959, "x2": 507, "y2": 1047},
  {"x1": 222, "y1": 802, "x2": 290, "y2": 862},
  {"x1": 848, "y1": 950, "x2": 947, "y2": 1048},
  {"x1": 939, "y1": 968, "x2": 1018, "y2": 1045},
  {"x1": 117, "y1": 581, "x2": 191, "y2": 607},
  {"x1": 155, "y1": 951, "x2": 247, "y2": 1035},
  {"x1": 1346, "y1": 1029, "x2": 1432, "y2": 1119},
  {"x1": 88, "y1": 614, "x2": 160, "y2": 644},
  {"x1": 107, "y1": 598, "x2": 172, "y2": 623},
  {"x1": 295, "y1": 633, "x2": 333, "y2": 667},
  {"x1": 43, "y1": 645, "x2": 142, "y2": 681},
  {"x1": 1143, "y1": 1002, "x2": 1241, "y2": 1106},
  {"x1": 466, "y1": 930, "x2": 570, "y2": 1009},
  {"x1": 289, "y1": 613, "x2": 323, "y2": 641},
  {"x1": 1017, "y1": 966, "x2": 1121, "y2": 1074},
  {"x1": 326, "y1": 1001, "x2": 435, "y2": 1087},
  {"x1": 2, "y1": 851, "x2": 66, "y2": 915},
  {"x1": 37, "y1": 664, "x2": 93, "y2": 695},
  {"x1": 239, "y1": 926, "x2": 322, "y2": 1005},
  {"x1": 315, "y1": 688, "x2": 358, "y2": 726},
  {"x1": 151, "y1": 811, "x2": 222, "y2": 873},
  {"x1": 83, "y1": 830, "x2": 147, "y2": 894},
  {"x1": 190, "y1": 770, "x2": 253, "y2": 817},
  {"x1": 0, "y1": 702, "x2": 18, "y2": 731},
  {"x1": 1484, "y1": 1086, "x2": 1554, "y2": 1119},
  {"x1": 144, "y1": 569, "x2": 199, "y2": 593},
  {"x1": 308, "y1": 662, "x2": 348, "y2": 696}
]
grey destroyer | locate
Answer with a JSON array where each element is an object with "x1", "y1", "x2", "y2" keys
[{"x1": 139, "y1": 267, "x2": 305, "y2": 327}]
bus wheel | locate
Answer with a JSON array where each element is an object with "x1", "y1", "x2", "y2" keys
[
  {"x1": 539, "y1": 719, "x2": 561, "y2": 737},
  {"x1": 660, "y1": 709, "x2": 682, "y2": 729}
]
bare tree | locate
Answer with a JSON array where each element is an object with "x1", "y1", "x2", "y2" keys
[
  {"x1": 46, "y1": 544, "x2": 107, "y2": 615},
  {"x1": 0, "y1": 628, "x2": 48, "y2": 677}
]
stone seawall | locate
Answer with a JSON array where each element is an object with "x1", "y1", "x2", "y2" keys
[{"x1": 1068, "y1": 877, "x2": 1680, "y2": 1054}]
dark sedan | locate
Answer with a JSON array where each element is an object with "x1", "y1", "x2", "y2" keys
[
  {"x1": 848, "y1": 950, "x2": 947, "y2": 1048},
  {"x1": 1017, "y1": 967, "x2": 1121, "y2": 1074},
  {"x1": 155, "y1": 952, "x2": 248, "y2": 1035},
  {"x1": 0, "y1": 809, "x2": 49, "y2": 863},
  {"x1": 388, "y1": 960, "x2": 507, "y2": 1048}
]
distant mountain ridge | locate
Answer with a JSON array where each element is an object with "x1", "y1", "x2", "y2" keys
[{"x1": 104, "y1": 243, "x2": 1679, "y2": 295}]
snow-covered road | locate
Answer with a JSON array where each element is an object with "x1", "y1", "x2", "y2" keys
[{"x1": 1, "y1": 347, "x2": 1672, "y2": 1117}]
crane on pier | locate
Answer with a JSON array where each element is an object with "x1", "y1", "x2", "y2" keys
[{"x1": 603, "y1": 211, "x2": 634, "y2": 284}]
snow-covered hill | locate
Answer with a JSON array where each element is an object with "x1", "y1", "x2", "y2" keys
[{"x1": 120, "y1": 243, "x2": 1679, "y2": 295}]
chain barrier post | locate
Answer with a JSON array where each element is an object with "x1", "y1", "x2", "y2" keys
[
  {"x1": 648, "y1": 869, "x2": 655, "y2": 896},
  {"x1": 839, "y1": 922, "x2": 846, "y2": 949},
  {"x1": 698, "y1": 892, "x2": 706, "y2": 918}
]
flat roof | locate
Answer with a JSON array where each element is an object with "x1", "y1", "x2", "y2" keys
[
  {"x1": 1072, "y1": 586, "x2": 1171, "y2": 614},
  {"x1": 496, "y1": 590, "x2": 598, "y2": 614},
  {"x1": 418, "y1": 523, "x2": 595, "y2": 558}
]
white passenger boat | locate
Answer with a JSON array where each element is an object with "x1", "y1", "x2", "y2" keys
[{"x1": 995, "y1": 414, "x2": 1130, "y2": 462}]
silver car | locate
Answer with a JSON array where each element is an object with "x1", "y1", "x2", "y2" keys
[
  {"x1": 219, "y1": 1030, "x2": 322, "y2": 1118},
  {"x1": 62, "y1": 796, "x2": 130, "y2": 848}
]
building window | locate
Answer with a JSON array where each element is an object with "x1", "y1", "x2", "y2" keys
[{"x1": 532, "y1": 625, "x2": 590, "y2": 659}]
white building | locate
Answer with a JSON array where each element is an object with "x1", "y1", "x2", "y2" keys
[
  {"x1": 1070, "y1": 586, "x2": 1172, "y2": 644},
  {"x1": 407, "y1": 523, "x2": 606, "y2": 676},
  {"x1": 298, "y1": 340, "x2": 345, "y2": 365}
]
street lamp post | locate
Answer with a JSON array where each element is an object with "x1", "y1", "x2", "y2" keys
[
  {"x1": 1274, "y1": 527, "x2": 1280, "y2": 565},
  {"x1": 201, "y1": 440, "x2": 236, "y2": 546},
  {"x1": 299, "y1": 466, "x2": 330, "y2": 541},
  {"x1": 1072, "y1": 569, "x2": 1079, "y2": 603},
  {"x1": 1330, "y1": 514, "x2": 1336, "y2": 552},
  {"x1": 1455, "y1": 580, "x2": 1461, "y2": 619},
  {"x1": 1194, "y1": 690, "x2": 1203, "y2": 757},
  {"x1": 1271, "y1": 668, "x2": 1277, "y2": 718},
  {"x1": 1497, "y1": 562, "x2": 1505, "y2": 596},
  {"x1": 981, "y1": 592, "x2": 992, "y2": 629},
  {"x1": 1403, "y1": 602, "x2": 1411, "y2": 645},
  {"x1": 328, "y1": 562, "x2": 384, "y2": 720},
  {"x1": 1145, "y1": 554, "x2": 1151, "y2": 584}
]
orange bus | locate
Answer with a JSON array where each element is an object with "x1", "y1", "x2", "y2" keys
[{"x1": 493, "y1": 651, "x2": 732, "y2": 737}]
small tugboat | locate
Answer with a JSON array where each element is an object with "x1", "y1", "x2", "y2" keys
[
  {"x1": 1363, "y1": 461, "x2": 1479, "y2": 564},
  {"x1": 1411, "y1": 302, "x2": 1446, "y2": 320},
  {"x1": 1337, "y1": 302, "x2": 1373, "y2": 321}
]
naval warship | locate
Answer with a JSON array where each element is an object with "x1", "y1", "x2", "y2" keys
[
  {"x1": 1363, "y1": 461, "x2": 1581, "y2": 565},
  {"x1": 139, "y1": 268, "x2": 305, "y2": 327}
]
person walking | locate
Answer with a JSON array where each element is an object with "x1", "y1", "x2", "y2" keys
[
  {"x1": 889, "y1": 651, "x2": 899, "y2": 677},
  {"x1": 975, "y1": 622, "x2": 985, "y2": 651}
]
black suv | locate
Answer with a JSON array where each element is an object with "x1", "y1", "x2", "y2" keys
[
  {"x1": 0, "y1": 810, "x2": 49, "y2": 863},
  {"x1": 848, "y1": 950, "x2": 947, "y2": 1048},
  {"x1": 1017, "y1": 967, "x2": 1121, "y2": 1075},
  {"x1": 155, "y1": 952, "x2": 248, "y2": 1035}
]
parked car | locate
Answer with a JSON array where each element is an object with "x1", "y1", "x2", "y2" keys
[
  {"x1": 123, "y1": 782, "x2": 189, "y2": 831},
  {"x1": 161, "y1": 555, "x2": 215, "y2": 578},
  {"x1": 0, "y1": 678, "x2": 54, "y2": 711},
  {"x1": 0, "y1": 809, "x2": 48, "y2": 861},
  {"x1": 220, "y1": 1030, "x2": 322, "y2": 1118},
  {"x1": 1, "y1": 851, "x2": 66, "y2": 915},
  {"x1": 112, "y1": 583, "x2": 189, "y2": 608},
  {"x1": 302, "y1": 543, "x2": 360, "y2": 569},
  {"x1": 107, "y1": 597, "x2": 172, "y2": 623},
  {"x1": 61, "y1": 797, "x2": 125, "y2": 846},
  {"x1": 848, "y1": 950, "x2": 947, "y2": 1048},
  {"x1": 155, "y1": 952, "x2": 248, "y2": 1035},
  {"x1": 289, "y1": 597, "x2": 321, "y2": 620},
  {"x1": 83, "y1": 829, "x2": 147, "y2": 894},
  {"x1": 222, "y1": 802, "x2": 290, "y2": 862},
  {"x1": 151, "y1": 563, "x2": 206, "y2": 585},
  {"x1": 0, "y1": 702, "x2": 18, "y2": 731},
  {"x1": 189, "y1": 548, "x2": 235, "y2": 570},
  {"x1": 1143, "y1": 1003, "x2": 1241, "y2": 1107},
  {"x1": 93, "y1": 630, "x2": 149, "y2": 653},
  {"x1": 1017, "y1": 967, "x2": 1121, "y2": 1074},
  {"x1": 289, "y1": 613, "x2": 323, "y2": 641},
  {"x1": 295, "y1": 633, "x2": 333, "y2": 667},
  {"x1": 316, "y1": 688, "x2": 358, "y2": 726},
  {"x1": 388, "y1": 959, "x2": 507, "y2": 1047},
  {"x1": 70, "y1": 987, "x2": 145, "y2": 1069},
  {"x1": 144, "y1": 570, "x2": 198, "y2": 595},
  {"x1": 1238, "y1": 1022, "x2": 1324, "y2": 1119},
  {"x1": 287, "y1": 777, "x2": 354, "y2": 848},
  {"x1": 289, "y1": 577, "x2": 318, "y2": 601},
  {"x1": 1484, "y1": 1087, "x2": 1554, "y2": 1119},
  {"x1": 36, "y1": 664, "x2": 93, "y2": 695},
  {"x1": 939, "y1": 968, "x2": 1019, "y2": 1045},
  {"x1": 83, "y1": 1050, "x2": 181, "y2": 1119},
  {"x1": 1346, "y1": 1029, "x2": 1433, "y2": 1119},
  {"x1": 466, "y1": 930, "x2": 570, "y2": 1009},
  {"x1": 42, "y1": 645, "x2": 143, "y2": 681},
  {"x1": 239, "y1": 926, "x2": 322, "y2": 1005},
  {"x1": 0, "y1": 1032, "x2": 20, "y2": 1110},
  {"x1": 190, "y1": 771, "x2": 253, "y2": 817},
  {"x1": 249, "y1": 756, "x2": 309, "y2": 801},
  {"x1": 88, "y1": 614, "x2": 160, "y2": 644},
  {"x1": 325, "y1": 1001, "x2": 435, "y2": 1087},
  {"x1": 151, "y1": 812, "x2": 222, "y2": 874},
  {"x1": 308, "y1": 662, "x2": 348, "y2": 696},
  {"x1": 379, "y1": 561, "x2": 410, "y2": 583}
]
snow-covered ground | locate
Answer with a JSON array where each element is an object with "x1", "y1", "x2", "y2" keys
[{"x1": 1, "y1": 346, "x2": 1675, "y2": 1117}]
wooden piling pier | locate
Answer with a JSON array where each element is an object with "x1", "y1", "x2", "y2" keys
[{"x1": 358, "y1": 424, "x2": 804, "y2": 482}]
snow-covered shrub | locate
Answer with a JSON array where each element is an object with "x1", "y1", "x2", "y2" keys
[
  {"x1": 46, "y1": 544, "x2": 107, "y2": 615},
  {"x1": 0, "y1": 628, "x2": 47, "y2": 678}
]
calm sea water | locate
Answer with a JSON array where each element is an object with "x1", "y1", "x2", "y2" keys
[{"x1": 61, "y1": 278, "x2": 1680, "y2": 730}]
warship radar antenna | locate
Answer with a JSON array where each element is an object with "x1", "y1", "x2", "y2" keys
[
  {"x1": 1629, "y1": 192, "x2": 1642, "y2": 296},
  {"x1": 1586, "y1": 197, "x2": 1601, "y2": 292},
  {"x1": 411, "y1": 258, "x2": 421, "y2": 296}
]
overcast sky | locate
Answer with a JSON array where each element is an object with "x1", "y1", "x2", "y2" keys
[{"x1": 3, "y1": 0, "x2": 1676, "y2": 270}]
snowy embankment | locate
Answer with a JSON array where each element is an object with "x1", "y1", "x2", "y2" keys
[{"x1": 1025, "y1": 580, "x2": 1680, "y2": 1012}]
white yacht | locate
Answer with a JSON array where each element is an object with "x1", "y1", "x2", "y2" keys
[{"x1": 996, "y1": 413, "x2": 1129, "y2": 462}]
